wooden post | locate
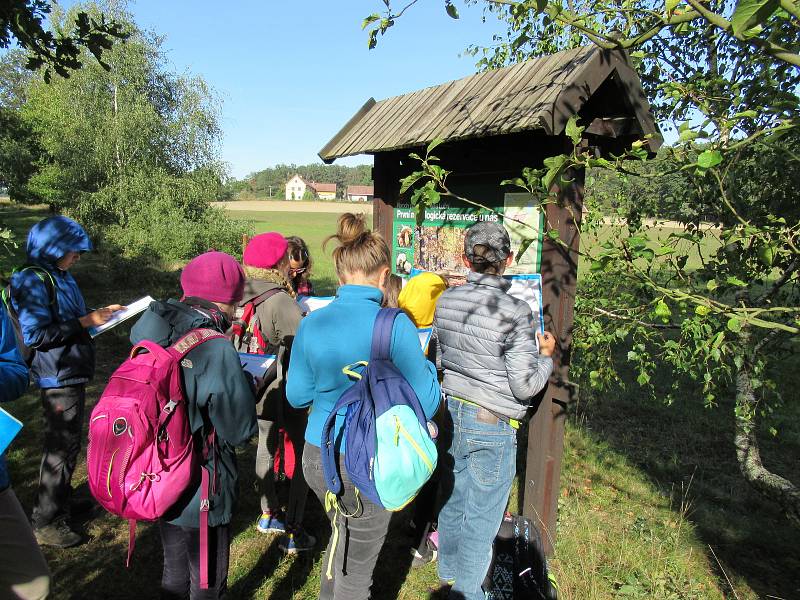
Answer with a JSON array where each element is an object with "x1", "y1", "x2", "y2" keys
[{"x1": 523, "y1": 166, "x2": 584, "y2": 555}]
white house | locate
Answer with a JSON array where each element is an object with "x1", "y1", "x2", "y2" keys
[
  {"x1": 346, "y1": 185, "x2": 374, "y2": 202},
  {"x1": 284, "y1": 175, "x2": 337, "y2": 200},
  {"x1": 285, "y1": 174, "x2": 307, "y2": 200}
]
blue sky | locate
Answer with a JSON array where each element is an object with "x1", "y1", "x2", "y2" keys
[{"x1": 123, "y1": 1, "x2": 506, "y2": 179}]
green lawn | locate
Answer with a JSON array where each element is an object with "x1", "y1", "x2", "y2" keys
[
  {"x1": 1, "y1": 204, "x2": 796, "y2": 599},
  {"x1": 227, "y1": 210, "x2": 352, "y2": 295}
]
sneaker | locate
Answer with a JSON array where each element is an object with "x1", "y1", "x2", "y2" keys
[
  {"x1": 411, "y1": 542, "x2": 438, "y2": 568},
  {"x1": 279, "y1": 527, "x2": 316, "y2": 554},
  {"x1": 34, "y1": 518, "x2": 82, "y2": 548},
  {"x1": 256, "y1": 511, "x2": 286, "y2": 533}
]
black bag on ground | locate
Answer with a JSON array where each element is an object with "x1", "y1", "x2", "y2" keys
[{"x1": 484, "y1": 513, "x2": 558, "y2": 600}]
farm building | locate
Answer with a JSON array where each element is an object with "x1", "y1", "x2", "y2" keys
[
  {"x1": 319, "y1": 45, "x2": 660, "y2": 552},
  {"x1": 284, "y1": 175, "x2": 337, "y2": 200},
  {"x1": 346, "y1": 185, "x2": 374, "y2": 202}
]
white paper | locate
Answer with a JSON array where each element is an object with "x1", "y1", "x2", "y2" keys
[
  {"x1": 297, "y1": 295, "x2": 335, "y2": 314},
  {"x1": 88, "y1": 296, "x2": 156, "y2": 337},
  {"x1": 239, "y1": 353, "x2": 276, "y2": 378},
  {"x1": 504, "y1": 274, "x2": 545, "y2": 334},
  {"x1": 0, "y1": 406, "x2": 23, "y2": 455},
  {"x1": 418, "y1": 327, "x2": 433, "y2": 352}
]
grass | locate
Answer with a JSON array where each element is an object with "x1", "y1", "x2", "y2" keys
[{"x1": 1, "y1": 203, "x2": 798, "y2": 599}]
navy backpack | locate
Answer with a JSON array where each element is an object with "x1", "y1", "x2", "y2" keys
[{"x1": 321, "y1": 308, "x2": 437, "y2": 512}]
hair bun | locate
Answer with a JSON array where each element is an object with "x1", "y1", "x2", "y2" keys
[{"x1": 336, "y1": 213, "x2": 367, "y2": 246}]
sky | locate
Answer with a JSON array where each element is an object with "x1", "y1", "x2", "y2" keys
[{"x1": 118, "y1": 1, "x2": 507, "y2": 179}]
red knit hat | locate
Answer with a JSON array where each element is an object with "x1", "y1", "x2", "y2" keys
[
  {"x1": 180, "y1": 251, "x2": 245, "y2": 304},
  {"x1": 243, "y1": 232, "x2": 289, "y2": 269}
]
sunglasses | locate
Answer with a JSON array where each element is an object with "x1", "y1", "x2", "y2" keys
[{"x1": 289, "y1": 266, "x2": 307, "y2": 276}]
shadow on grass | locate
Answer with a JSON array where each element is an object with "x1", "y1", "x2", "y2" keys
[{"x1": 570, "y1": 354, "x2": 800, "y2": 598}]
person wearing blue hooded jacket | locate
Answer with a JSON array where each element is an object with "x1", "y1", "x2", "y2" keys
[
  {"x1": 0, "y1": 301, "x2": 51, "y2": 599},
  {"x1": 10, "y1": 216, "x2": 123, "y2": 548}
]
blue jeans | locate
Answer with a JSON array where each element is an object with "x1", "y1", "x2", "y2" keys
[{"x1": 437, "y1": 397, "x2": 517, "y2": 600}]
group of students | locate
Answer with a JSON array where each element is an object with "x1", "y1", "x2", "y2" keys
[{"x1": 0, "y1": 211, "x2": 555, "y2": 600}]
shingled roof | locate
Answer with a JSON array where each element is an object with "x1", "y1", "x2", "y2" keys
[{"x1": 319, "y1": 46, "x2": 659, "y2": 163}]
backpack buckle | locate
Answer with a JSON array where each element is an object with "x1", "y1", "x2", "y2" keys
[
  {"x1": 199, "y1": 499, "x2": 210, "y2": 512},
  {"x1": 162, "y1": 400, "x2": 178, "y2": 414}
]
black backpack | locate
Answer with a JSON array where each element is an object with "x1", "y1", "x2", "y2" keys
[
  {"x1": 1, "y1": 265, "x2": 58, "y2": 365},
  {"x1": 484, "y1": 514, "x2": 558, "y2": 600}
]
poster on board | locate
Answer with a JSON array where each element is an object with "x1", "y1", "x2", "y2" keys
[{"x1": 392, "y1": 197, "x2": 544, "y2": 277}]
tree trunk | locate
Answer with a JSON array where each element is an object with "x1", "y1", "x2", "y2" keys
[{"x1": 734, "y1": 355, "x2": 800, "y2": 526}]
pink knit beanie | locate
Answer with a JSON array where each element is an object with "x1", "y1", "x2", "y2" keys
[
  {"x1": 243, "y1": 232, "x2": 289, "y2": 269},
  {"x1": 180, "y1": 251, "x2": 245, "y2": 304}
]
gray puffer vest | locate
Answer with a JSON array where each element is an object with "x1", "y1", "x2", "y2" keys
[{"x1": 433, "y1": 271, "x2": 553, "y2": 421}]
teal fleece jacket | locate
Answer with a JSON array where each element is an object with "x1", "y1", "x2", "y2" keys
[
  {"x1": 286, "y1": 284, "x2": 441, "y2": 449},
  {"x1": 130, "y1": 298, "x2": 257, "y2": 528}
]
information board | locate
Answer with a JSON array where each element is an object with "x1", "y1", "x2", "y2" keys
[{"x1": 392, "y1": 193, "x2": 544, "y2": 277}]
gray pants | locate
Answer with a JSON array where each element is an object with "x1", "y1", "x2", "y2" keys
[
  {"x1": 31, "y1": 384, "x2": 85, "y2": 529},
  {"x1": 304, "y1": 444, "x2": 392, "y2": 600},
  {"x1": 0, "y1": 487, "x2": 51, "y2": 599},
  {"x1": 255, "y1": 407, "x2": 310, "y2": 525}
]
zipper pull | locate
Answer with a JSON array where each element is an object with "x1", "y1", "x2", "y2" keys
[{"x1": 394, "y1": 416, "x2": 401, "y2": 446}]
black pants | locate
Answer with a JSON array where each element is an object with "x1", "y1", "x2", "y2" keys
[
  {"x1": 31, "y1": 384, "x2": 86, "y2": 529},
  {"x1": 159, "y1": 520, "x2": 231, "y2": 600}
]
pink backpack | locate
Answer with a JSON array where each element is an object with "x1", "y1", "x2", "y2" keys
[{"x1": 87, "y1": 328, "x2": 225, "y2": 587}]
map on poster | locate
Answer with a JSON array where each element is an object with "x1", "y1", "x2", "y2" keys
[{"x1": 392, "y1": 196, "x2": 543, "y2": 277}]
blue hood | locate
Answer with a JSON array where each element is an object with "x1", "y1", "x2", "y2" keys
[{"x1": 26, "y1": 216, "x2": 92, "y2": 267}]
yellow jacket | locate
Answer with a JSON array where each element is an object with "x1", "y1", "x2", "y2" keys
[{"x1": 398, "y1": 272, "x2": 447, "y2": 327}]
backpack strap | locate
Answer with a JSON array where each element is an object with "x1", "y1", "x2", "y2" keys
[
  {"x1": 231, "y1": 288, "x2": 285, "y2": 352},
  {"x1": 370, "y1": 308, "x2": 402, "y2": 361},
  {"x1": 199, "y1": 465, "x2": 211, "y2": 589},
  {"x1": 320, "y1": 381, "x2": 366, "y2": 497},
  {"x1": 4, "y1": 265, "x2": 58, "y2": 315},
  {"x1": 167, "y1": 327, "x2": 227, "y2": 361}
]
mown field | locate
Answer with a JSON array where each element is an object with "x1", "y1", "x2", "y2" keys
[{"x1": 2, "y1": 203, "x2": 798, "y2": 599}]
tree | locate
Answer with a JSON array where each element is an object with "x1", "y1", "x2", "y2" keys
[
  {"x1": 366, "y1": 0, "x2": 800, "y2": 523},
  {"x1": 8, "y1": 2, "x2": 246, "y2": 261},
  {"x1": 0, "y1": 0, "x2": 126, "y2": 80}
]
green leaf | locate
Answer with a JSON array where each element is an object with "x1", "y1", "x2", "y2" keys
[
  {"x1": 399, "y1": 171, "x2": 425, "y2": 195},
  {"x1": 445, "y1": 1, "x2": 460, "y2": 19},
  {"x1": 361, "y1": 13, "x2": 381, "y2": 30},
  {"x1": 731, "y1": 0, "x2": 780, "y2": 37},
  {"x1": 654, "y1": 300, "x2": 671, "y2": 319},
  {"x1": 695, "y1": 304, "x2": 711, "y2": 317},
  {"x1": 725, "y1": 276, "x2": 747, "y2": 287},
  {"x1": 665, "y1": 0, "x2": 680, "y2": 15},
  {"x1": 515, "y1": 237, "x2": 534, "y2": 262},
  {"x1": 727, "y1": 317, "x2": 742, "y2": 332},
  {"x1": 427, "y1": 138, "x2": 445, "y2": 155},
  {"x1": 565, "y1": 115, "x2": 584, "y2": 145},
  {"x1": 697, "y1": 150, "x2": 723, "y2": 169},
  {"x1": 535, "y1": 0, "x2": 548, "y2": 12},
  {"x1": 679, "y1": 129, "x2": 699, "y2": 142},
  {"x1": 637, "y1": 371, "x2": 651, "y2": 385},
  {"x1": 706, "y1": 279, "x2": 718, "y2": 292}
]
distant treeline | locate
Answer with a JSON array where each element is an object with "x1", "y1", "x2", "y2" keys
[{"x1": 224, "y1": 164, "x2": 373, "y2": 200}]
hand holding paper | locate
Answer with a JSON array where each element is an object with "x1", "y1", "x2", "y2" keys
[
  {"x1": 81, "y1": 304, "x2": 126, "y2": 329},
  {"x1": 87, "y1": 296, "x2": 156, "y2": 337}
]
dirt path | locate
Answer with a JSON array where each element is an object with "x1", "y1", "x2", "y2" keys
[{"x1": 215, "y1": 200, "x2": 373, "y2": 214}]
